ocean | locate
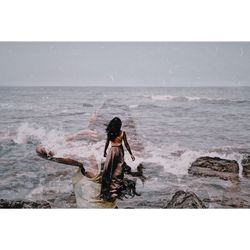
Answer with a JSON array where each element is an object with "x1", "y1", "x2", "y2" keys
[{"x1": 0, "y1": 86, "x2": 250, "y2": 208}]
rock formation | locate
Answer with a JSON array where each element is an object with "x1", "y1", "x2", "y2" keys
[
  {"x1": 242, "y1": 155, "x2": 250, "y2": 177},
  {"x1": 188, "y1": 156, "x2": 239, "y2": 181},
  {"x1": 166, "y1": 190, "x2": 206, "y2": 208},
  {"x1": 0, "y1": 199, "x2": 51, "y2": 208}
]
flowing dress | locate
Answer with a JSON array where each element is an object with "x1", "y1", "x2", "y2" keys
[{"x1": 100, "y1": 131, "x2": 125, "y2": 200}]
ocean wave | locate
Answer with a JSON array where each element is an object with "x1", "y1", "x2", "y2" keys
[
  {"x1": 6, "y1": 123, "x2": 105, "y2": 158},
  {"x1": 82, "y1": 103, "x2": 94, "y2": 107},
  {"x1": 129, "y1": 104, "x2": 139, "y2": 109},
  {"x1": 143, "y1": 142, "x2": 244, "y2": 176},
  {"x1": 148, "y1": 95, "x2": 250, "y2": 104},
  {"x1": 129, "y1": 103, "x2": 159, "y2": 109},
  {"x1": 3, "y1": 123, "x2": 247, "y2": 180},
  {"x1": 11, "y1": 111, "x2": 86, "y2": 121}
]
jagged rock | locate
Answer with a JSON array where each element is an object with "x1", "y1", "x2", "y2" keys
[
  {"x1": 203, "y1": 197, "x2": 250, "y2": 208},
  {"x1": 242, "y1": 155, "x2": 250, "y2": 177},
  {"x1": 166, "y1": 190, "x2": 206, "y2": 208},
  {"x1": 0, "y1": 199, "x2": 51, "y2": 208},
  {"x1": 188, "y1": 156, "x2": 239, "y2": 181}
]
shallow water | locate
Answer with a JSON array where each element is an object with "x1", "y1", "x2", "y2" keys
[{"x1": 0, "y1": 86, "x2": 250, "y2": 208}]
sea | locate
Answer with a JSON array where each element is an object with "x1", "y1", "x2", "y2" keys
[{"x1": 0, "y1": 86, "x2": 250, "y2": 208}]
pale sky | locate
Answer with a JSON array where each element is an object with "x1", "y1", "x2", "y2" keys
[{"x1": 0, "y1": 42, "x2": 250, "y2": 86}]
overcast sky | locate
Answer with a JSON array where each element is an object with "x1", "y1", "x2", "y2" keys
[{"x1": 0, "y1": 42, "x2": 250, "y2": 87}]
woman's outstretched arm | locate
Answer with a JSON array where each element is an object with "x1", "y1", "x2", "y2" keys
[
  {"x1": 123, "y1": 132, "x2": 135, "y2": 161},
  {"x1": 36, "y1": 145, "x2": 97, "y2": 178},
  {"x1": 103, "y1": 137, "x2": 109, "y2": 157}
]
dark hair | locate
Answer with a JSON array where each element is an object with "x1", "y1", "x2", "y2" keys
[{"x1": 106, "y1": 117, "x2": 122, "y2": 141}]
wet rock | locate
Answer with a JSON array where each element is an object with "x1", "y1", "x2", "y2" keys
[
  {"x1": 50, "y1": 192, "x2": 77, "y2": 208},
  {"x1": 166, "y1": 190, "x2": 206, "y2": 208},
  {"x1": 0, "y1": 199, "x2": 51, "y2": 208},
  {"x1": 242, "y1": 155, "x2": 250, "y2": 177},
  {"x1": 203, "y1": 197, "x2": 250, "y2": 208},
  {"x1": 188, "y1": 156, "x2": 239, "y2": 181}
]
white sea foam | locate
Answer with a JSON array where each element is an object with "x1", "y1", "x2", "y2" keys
[
  {"x1": 26, "y1": 181, "x2": 74, "y2": 200},
  {"x1": 144, "y1": 142, "x2": 243, "y2": 176},
  {"x1": 14, "y1": 123, "x2": 47, "y2": 144},
  {"x1": 149, "y1": 94, "x2": 250, "y2": 104},
  {"x1": 12, "y1": 122, "x2": 106, "y2": 163},
  {"x1": 150, "y1": 94, "x2": 227, "y2": 102},
  {"x1": 129, "y1": 104, "x2": 139, "y2": 109},
  {"x1": 13, "y1": 123, "x2": 69, "y2": 152}
]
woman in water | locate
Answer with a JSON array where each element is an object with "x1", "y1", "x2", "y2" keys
[{"x1": 101, "y1": 117, "x2": 135, "y2": 200}]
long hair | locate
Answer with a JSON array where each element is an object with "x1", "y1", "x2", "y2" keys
[{"x1": 106, "y1": 117, "x2": 122, "y2": 141}]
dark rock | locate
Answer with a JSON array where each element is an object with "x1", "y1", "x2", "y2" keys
[
  {"x1": 46, "y1": 192, "x2": 77, "y2": 208},
  {"x1": 0, "y1": 199, "x2": 51, "y2": 208},
  {"x1": 166, "y1": 190, "x2": 206, "y2": 208},
  {"x1": 65, "y1": 192, "x2": 77, "y2": 208},
  {"x1": 242, "y1": 155, "x2": 250, "y2": 177},
  {"x1": 188, "y1": 156, "x2": 239, "y2": 181},
  {"x1": 203, "y1": 197, "x2": 250, "y2": 208}
]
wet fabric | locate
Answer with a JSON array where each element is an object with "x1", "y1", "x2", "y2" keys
[
  {"x1": 100, "y1": 145, "x2": 125, "y2": 200},
  {"x1": 72, "y1": 168, "x2": 117, "y2": 208}
]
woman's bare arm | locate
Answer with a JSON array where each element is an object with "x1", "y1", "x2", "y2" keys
[
  {"x1": 36, "y1": 145, "x2": 98, "y2": 178},
  {"x1": 123, "y1": 132, "x2": 135, "y2": 161},
  {"x1": 104, "y1": 137, "x2": 110, "y2": 157}
]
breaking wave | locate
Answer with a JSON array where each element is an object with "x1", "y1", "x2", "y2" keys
[
  {"x1": 3, "y1": 123, "x2": 246, "y2": 175},
  {"x1": 147, "y1": 95, "x2": 250, "y2": 104},
  {"x1": 143, "y1": 142, "x2": 244, "y2": 176}
]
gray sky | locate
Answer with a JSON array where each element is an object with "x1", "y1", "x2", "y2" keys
[{"x1": 0, "y1": 42, "x2": 250, "y2": 87}]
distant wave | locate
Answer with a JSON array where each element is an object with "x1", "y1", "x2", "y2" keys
[
  {"x1": 129, "y1": 104, "x2": 139, "y2": 109},
  {"x1": 82, "y1": 103, "x2": 94, "y2": 107},
  {"x1": 129, "y1": 103, "x2": 160, "y2": 109},
  {"x1": 147, "y1": 95, "x2": 250, "y2": 104},
  {"x1": 9, "y1": 111, "x2": 86, "y2": 121}
]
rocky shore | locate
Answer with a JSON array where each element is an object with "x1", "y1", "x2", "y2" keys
[
  {"x1": 0, "y1": 199, "x2": 51, "y2": 208},
  {"x1": 0, "y1": 192, "x2": 77, "y2": 208},
  {"x1": 1, "y1": 154, "x2": 249, "y2": 209}
]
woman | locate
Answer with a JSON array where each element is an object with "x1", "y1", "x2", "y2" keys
[
  {"x1": 100, "y1": 117, "x2": 135, "y2": 201},
  {"x1": 36, "y1": 144, "x2": 143, "y2": 203},
  {"x1": 36, "y1": 117, "x2": 140, "y2": 203}
]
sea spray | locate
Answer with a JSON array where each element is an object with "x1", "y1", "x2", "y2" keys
[
  {"x1": 11, "y1": 122, "x2": 245, "y2": 176},
  {"x1": 144, "y1": 142, "x2": 244, "y2": 176}
]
